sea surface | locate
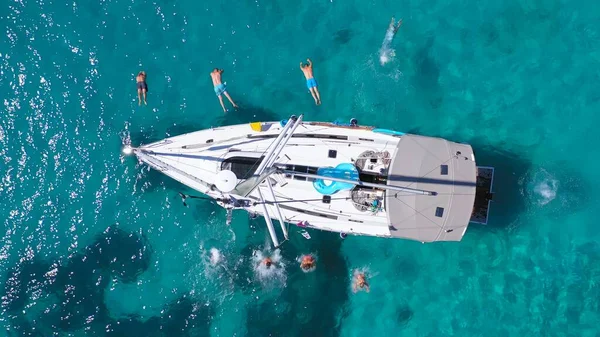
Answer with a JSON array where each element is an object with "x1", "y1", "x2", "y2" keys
[{"x1": 1, "y1": 0, "x2": 600, "y2": 336}]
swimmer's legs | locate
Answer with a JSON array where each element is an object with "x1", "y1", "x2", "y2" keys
[
  {"x1": 137, "y1": 89, "x2": 142, "y2": 106},
  {"x1": 309, "y1": 88, "x2": 319, "y2": 105},
  {"x1": 223, "y1": 91, "x2": 239, "y2": 109},
  {"x1": 314, "y1": 87, "x2": 321, "y2": 105},
  {"x1": 394, "y1": 19, "x2": 403, "y2": 33},
  {"x1": 142, "y1": 89, "x2": 147, "y2": 105},
  {"x1": 217, "y1": 95, "x2": 227, "y2": 113}
]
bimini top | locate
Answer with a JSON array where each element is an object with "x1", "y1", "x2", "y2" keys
[{"x1": 385, "y1": 134, "x2": 477, "y2": 242}]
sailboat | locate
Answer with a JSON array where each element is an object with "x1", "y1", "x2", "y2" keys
[{"x1": 124, "y1": 115, "x2": 494, "y2": 247}]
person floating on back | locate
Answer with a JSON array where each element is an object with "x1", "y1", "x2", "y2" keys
[
  {"x1": 136, "y1": 71, "x2": 148, "y2": 105},
  {"x1": 210, "y1": 68, "x2": 238, "y2": 113},
  {"x1": 379, "y1": 17, "x2": 403, "y2": 65},
  {"x1": 300, "y1": 58, "x2": 321, "y2": 105}
]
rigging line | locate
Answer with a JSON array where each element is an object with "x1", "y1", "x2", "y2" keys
[
  {"x1": 427, "y1": 193, "x2": 476, "y2": 196},
  {"x1": 177, "y1": 192, "x2": 351, "y2": 206},
  {"x1": 389, "y1": 192, "x2": 476, "y2": 197},
  {"x1": 142, "y1": 153, "x2": 223, "y2": 174},
  {"x1": 258, "y1": 196, "x2": 352, "y2": 205}
]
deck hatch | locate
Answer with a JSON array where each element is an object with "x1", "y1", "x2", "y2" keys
[
  {"x1": 435, "y1": 207, "x2": 444, "y2": 217},
  {"x1": 440, "y1": 165, "x2": 448, "y2": 175},
  {"x1": 220, "y1": 155, "x2": 265, "y2": 180}
]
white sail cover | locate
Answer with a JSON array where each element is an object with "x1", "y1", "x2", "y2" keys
[{"x1": 385, "y1": 135, "x2": 477, "y2": 242}]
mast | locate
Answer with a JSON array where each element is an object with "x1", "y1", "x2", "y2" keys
[
  {"x1": 253, "y1": 116, "x2": 298, "y2": 175},
  {"x1": 257, "y1": 188, "x2": 280, "y2": 247},
  {"x1": 263, "y1": 115, "x2": 304, "y2": 169},
  {"x1": 265, "y1": 182, "x2": 289, "y2": 239},
  {"x1": 249, "y1": 115, "x2": 303, "y2": 248},
  {"x1": 252, "y1": 116, "x2": 302, "y2": 245}
]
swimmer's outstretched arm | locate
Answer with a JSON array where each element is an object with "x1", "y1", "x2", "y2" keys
[
  {"x1": 299, "y1": 62, "x2": 303, "y2": 69},
  {"x1": 306, "y1": 58, "x2": 312, "y2": 67}
]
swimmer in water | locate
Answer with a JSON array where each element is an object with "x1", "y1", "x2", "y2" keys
[
  {"x1": 352, "y1": 271, "x2": 370, "y2": 293},
  {"x1": 380, "y1": 17, "x2": 403, "y2": 65},
  {"x1": 262, "y1": 257, "x2": 273, "y2": 268},
  {"x1": 300, "y1": 254, "x2": 316, "y2": 271},
  {"x1": 136, "y1": 71, "x2": 148, "y2": 105},
  {"x1": 210, "y1": 68, "x2": 239, "y2": 113},
  {"x1": 299, "y1": 58, "x2": 321, "y2": 105}
]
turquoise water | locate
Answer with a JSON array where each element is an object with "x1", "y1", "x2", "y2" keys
[{"x1": 2, "y1": 0, "x2": 599, "y2": 335}]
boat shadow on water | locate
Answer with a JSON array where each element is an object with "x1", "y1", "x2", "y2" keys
[
  {"x1": 462, "y1": 140, "x2": 589, "y2": 233},
  {"x1": 1, "y1": 226, "x2": 214, "y2": 336},
  {"x1": 467, "y1": 144, "x2": 532, "y2": 230}
]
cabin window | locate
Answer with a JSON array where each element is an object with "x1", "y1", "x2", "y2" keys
[{"x1": 220, "y1": 156, "x2": 264, "y2": 180}]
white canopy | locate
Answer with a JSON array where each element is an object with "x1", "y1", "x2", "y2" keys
[{"x1": 385, "y1": 135, "x2": 477, "y2": 242}]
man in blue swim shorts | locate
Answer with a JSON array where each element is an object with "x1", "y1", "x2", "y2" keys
[
  {"x1": 300, "y1": 58, "x2": 321, "y2": 105},
  {"x1": 210, "y1": 68, "x2": 239, "y2": 113},
  {"x1": 136, "y1": 71, "x2": 148, "y2": 106}
]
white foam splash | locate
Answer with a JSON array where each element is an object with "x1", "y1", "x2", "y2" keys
[
  {"x1": 528, "y1": 169, "x2": 558, "y2": 206},
  {"x1": 209, "y1": 247, "x2": 222, "y2": 266},
  {"x1": 379, "y1": 48, "x2": 396, "y2": 66},
  {"x1": 521, "y1": 168, "x2": 560, "y2": 211},
  {"x1": 252, "y1": 250, "x2": 286, "y2": 284},
  {"x1": 534, "y1": 179, "x2": 558, "y2": 206},
  {"x1": 379, "y1": 23, "x2": 398, "y2": 66}
]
